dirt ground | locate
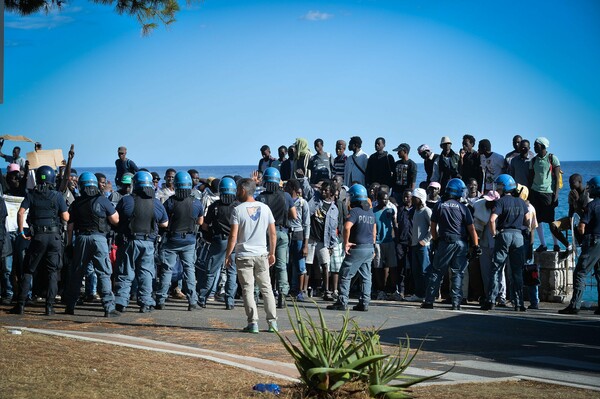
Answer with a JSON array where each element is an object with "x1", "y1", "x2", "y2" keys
[{"x1": 1, "y1": 329, "x2": 598, "y2": 399}]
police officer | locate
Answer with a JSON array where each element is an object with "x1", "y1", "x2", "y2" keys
[
  {"x1": 327, "y1": 184, "x2": 375, "y2": 311},
  {"x1": 113, "y1": 171, "x2": 168, "y2": 313},
  {"x1": 257, "y1": 167, "x2": 297, "y2": 308},
  {"x1": 422, "y1": 178, "x2": 480, "y2": 310},
  {"x1": 10, "y1": 166, "x2": 69, "y2": 316},
  {"x1": 481, "y1": 174, "x2": 531, "y2": 311},
  {"x1": 64, "y1": 172, "x2": 120, "y2": 317},
  {"x1": 198, "y1": 177, "x2": 239, "y2": 310},
  {"x1": 560, "y1": 176, "x2": 600, "y2": 315},
  {"x1": 155, "y1": 172, "x2": 203, "y2": 311}
]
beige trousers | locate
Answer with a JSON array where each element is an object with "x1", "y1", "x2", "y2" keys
[{"x1": 236, "y1": 254, "x2": 277, "y2": 324}]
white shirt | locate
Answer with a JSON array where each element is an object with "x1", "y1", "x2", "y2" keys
[{"x1": 344, "y1": 149, "x2": 368, "y2": 187}]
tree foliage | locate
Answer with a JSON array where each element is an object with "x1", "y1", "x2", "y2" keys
[{"x1": 5, "y1": 0, "x2": 186, "y2": 35}]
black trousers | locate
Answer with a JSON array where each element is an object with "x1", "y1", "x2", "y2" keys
[{"x1": 18, "y1": 233, "x2": 62, "y2": 306}]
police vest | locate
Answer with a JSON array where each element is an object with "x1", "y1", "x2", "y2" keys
[
  {"x1": 28, "y1": 190, "x2": 60, "y2": 228},
  {"x1": 72, "y1": 195, "x2": 109, "y2": 234},
  {"x1": 209, "y1": 201, "x2": 235, "y2": 237},
  {"x1": 129, "y1": 195, "x2": 155, "y2": 234},
  {"x1": 166, "y1": 196, "x2": 196, "y2": 234},
  {"x1": 258, "y1": 190, "x2": 288, "y2": 227}
]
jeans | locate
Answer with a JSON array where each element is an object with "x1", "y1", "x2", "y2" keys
[
  {"x1": 84, "y1": 262, "x2": 98, "y2": 296},
  {"x1": 289, "y1": 238, "x2": 306, "y2": 293},
  {"x1": 197, "y1": 238, "x2": 227, "y2": 305},
  {"x1": 273, "y1": 230, "x2": 290, "y2": 296},
  {"x1": 157, "y1": 239, "x2": 197, "y2": 305},
  {"x1": 487, "y1": 230, "x2": 526, "y2": 308},
  {"x1": 236, "y1": 254, "x2": 277, "y2": 324},
  {"x1": 114, "y1": 239, "x2": 156, "y2": 308},
  {"x1": 480, "y1": 246, "x2": 506, "y2": 302},
  {"x1": 410, "y1": 244, "x2": 430, "y2": 298},
  {"x1": 4, "y1": 231, "x2": 30, "y2": 300},
  {"x1": 569, "y1": 238, "x2": 600, "y2": 310},
  {"x1": 1, "y1": 255, "x2": 12, "y2": 300},
  {"x1": 337, "y1": 244, "x2": 374, "y2": 307},
  {"x1": 64, "y1": 234, "x2": 115, "y2": 312},
  {"x1": 424, "y1": 240, "x2": 468, "y2": 306}
]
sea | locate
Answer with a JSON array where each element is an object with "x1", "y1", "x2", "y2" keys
[{"x1": 76, "y1": 160, "x2": 600, "y2": 303}]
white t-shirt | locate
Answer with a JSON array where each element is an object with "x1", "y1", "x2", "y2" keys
[
  {"x1": 231, "y1": 201, "x2": 275, "y2": 257},
  {"x1": 480, "y1": 152, "x2": 506, "y2": 191}
]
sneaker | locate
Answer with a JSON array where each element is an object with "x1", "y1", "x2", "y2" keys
[
  {"x1": 480, "y1": 302, "x2": 495, "y2": 311},
  {"x1": 566, "y1": 244, "x2": 573, "y2": 252},
  {"x1": 327, "y1": 302, "x2": 347, "y2": 311},
  {"x1": 516, "y1": 305, "x2": 527, "y2": 312},
  {"x1": 64, "y1": 307, "x2": 75, "y2": 315},
  {"x1": 528, "y1": 304, "x2": 539, "y2": 310},
  {"x1": 9, "y1": 304, "x2": 24, "y2": 314},
  {"x1": 535, "y1": 245, "x2": 548, "y2": 252},
  {"x1": 225, "y1": 304, "x2": 235, "y2": 310},
  {"x1": 1, "y1": 297, "x2": 13, "y2": 305},
  {"x1": 421, "y1": 302, "x2": 434, "y2": 309},
  {"x1": 404, "y1": 295, "x2": 423, "y2": 303},
  {"x1": 105, "y1": 309, "x2": 121, "y2": 318},
  {"x1": 154, "y1": 303, "x2": 165, "y2": 310},
  {"x1": 553, "y1": 245, "x2": 561, "y2": 252},
  {"x1": 115, "y1": 304, "x2": 127, "y2": 313},
  {"x1": 171, "y1": 287, "x2": 186, "y2": 300},
  {"x1": 86, "y1": 294, "x2": 101, "y2": 302},
  {"x1": 198, "y1": 301, "x2": 207, "y2": 308},
  {"x1": 45, "y1": 305, "x2": 56, "y2": 316},
  {"x1": 451, "y1": 304, "x2": 461, "y2": 310},
  {"x1": 376, "y1": 291, "x2": 387, "y2": 301},
  {"x1": 267, "y1": 321, "x2": 278, "y2": 333},
  {"x1": 139, "y1": 305, "x2": 153, "y2": 313},
  {"x1": 390, "y1": 291, "x2": 404, "y2": 301},
  {"x1": 243, "y1": 323, "x2": 259, "y2": 334},
  {"x1": 558, "y1": 305, "x2": 579, "y2": 315},
  {"x1": 352, "y1": 304, "x2": 368, "y2": 312},
  {"x1": 296, "y1": 292, "x2": 306, "y2": 302},
  {"x1": 207, "y1": 295, "x2": 216, "y2": 302},
  {"x1": 496, "y1": 300, "x2": 508, "y2": 308},
  {"x1": 331, "y1": 291, "x2": 339, "y2": 300},
  {"x1": 322, "y1": 291, "x2": 334, "y2": 301},
  {"x1": 188, "y1": 303, "x2": 200, "y2": 311}
]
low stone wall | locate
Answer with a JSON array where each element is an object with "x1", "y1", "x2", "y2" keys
[{"x1": 535, "y1": 251, "x2": 573, "y2": 303}]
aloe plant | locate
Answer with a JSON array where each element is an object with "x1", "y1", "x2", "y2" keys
[
  {"x1": 275, "y1": 301, "x2": 386, "y2": 394},
  {"x1": 276, "y1": 300, "x2": 449, "y2": 398}
]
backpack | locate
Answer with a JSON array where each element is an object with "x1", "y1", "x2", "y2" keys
[{"x1": 533, "y1": 153, "x2": 563, "y2": 190}]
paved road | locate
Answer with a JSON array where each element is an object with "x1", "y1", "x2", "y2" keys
[{"x1": 2, "y1": 298, "x2": 599, "y2": 390}]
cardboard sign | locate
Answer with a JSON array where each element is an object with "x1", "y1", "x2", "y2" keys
[
  {"x1": 3, "y1": 195, "x2": 28, "y2": 232},
  {"x1": 26, "y1": 149, "x2": 64, "y2": 169}
]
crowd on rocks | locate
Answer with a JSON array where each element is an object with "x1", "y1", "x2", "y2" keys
[{"x1": 0, "y1": 134, "x2": 599, "y2": 333}]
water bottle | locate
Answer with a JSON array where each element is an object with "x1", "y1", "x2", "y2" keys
[{"x1": 253, "y1": 383, "x2": 281, "y2": 395}]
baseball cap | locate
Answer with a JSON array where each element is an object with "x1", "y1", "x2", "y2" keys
[
  {"x1": 392, "y1": 143, "x2": 410, "y2": 153},
  {"x1": 482, "y1": 191, "x2": 500, "y2": 201},
  {"x1": 7, "y1": 163, "x2": 20, "y2": 173}
]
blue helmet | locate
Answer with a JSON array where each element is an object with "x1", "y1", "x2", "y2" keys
[
  {"x1": 348, "y1": 184, "x2": 368, "y2": 202},
  {"x1": 263, "y1": 167, "x2": 281, "y2": 184},
  {"x1": 79, "y1": 172, "x2": 98, "y2": 188},
  {"x1": 445, "y1": 178, "x2": 467, "y2": 199},
  {"x1": 587, "y1": 176, "x2": 600, "y2": 198},
  {"x1": 174, "y1": 171, "x2": 192, "y2": 190},
  {"x1": 219, "y1": 177, "x2": 237, "y2": 195},
  {"x1": 35, "y1": 165, "x2": 56, "y2": 185},
  {"x1": 494, "y1": 174, "x2": 517, "y2": 192},
  {"x1": 133, "y1": 171, "x2": 153, "y2": 189}
]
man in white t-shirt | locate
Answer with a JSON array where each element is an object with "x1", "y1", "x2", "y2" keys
[{"x1": 225, "y1": 178, "x2": 278, "y2": 333}]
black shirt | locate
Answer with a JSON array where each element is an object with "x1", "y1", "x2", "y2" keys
[
  {"x1": 582, "y1": 198, "x2": 600, "y2": 236},
  {"x1": 493, "y1": 195, "x2": 529, "y2": 231}
]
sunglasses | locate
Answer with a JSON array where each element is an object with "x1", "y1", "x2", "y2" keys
[{"x1": 118, "y1": 152, "x2": 125, "y2": 155}]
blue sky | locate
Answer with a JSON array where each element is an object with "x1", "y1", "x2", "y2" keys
[{"x1": 1, "y1": 0, "x2": 599, "y2": 167}]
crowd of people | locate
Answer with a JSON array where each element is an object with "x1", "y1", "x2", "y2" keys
[{"x1": 0, "y1": 134, "x2": 598, "y2": 333}]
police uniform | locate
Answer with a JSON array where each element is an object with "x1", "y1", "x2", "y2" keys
[
  {"x1": 113, "y1": 193, "x2": 168, "y2": 312},
  {"x1": 561, "y1": 196, "x2": 600, "y2": 313},
  {"x1": 329, "y1": 205, "x2": 375, "y2": 310},
  {"x1": 485, "y1": 194, "x2": 529, "y2": 310},
  {"x1": 15, "y1": 188, "x2": 68, "y2": 313},
  {"x1": 64, "y1": 194, "x2": 118, "y2": 315},
  {"x1": 423, "y1": 198, "x2": 473, "y2": 308},
  {"x1": 156, "y1": 194, "x2": 203, "y2": 310},
  {"x1": 198, "y1": 199, "x2": 238, "y2": 308}
]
